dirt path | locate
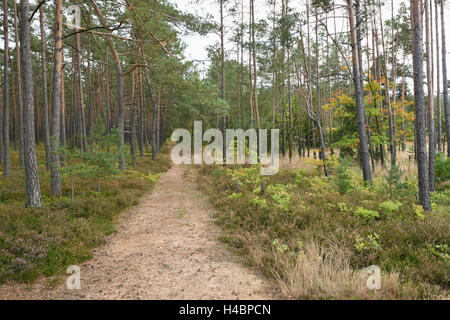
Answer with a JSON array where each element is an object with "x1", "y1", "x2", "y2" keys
[{"x1": 0, "y1": 165, "x2": 276, "y2": 300}]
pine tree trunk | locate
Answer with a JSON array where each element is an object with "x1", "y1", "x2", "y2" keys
[
  {"x1": 248, "y1": 0, "x2": 253, "y2": 129},
  {"x1": 156, "y1": 87, "x2": 161, "y2": 152},
  {"x1": 220, "y1": 0, "x2": 225, "y2": 102},
  {"x1": 441, "y1": 0, "x2": 450, "y2": 157},
  {"x1": 74, "y1": 33, "x2": 87, "y2": 153},
  {"x1": 90, "y1": 0, "x2": 126, "y2": 170},
  {"x1": 138, "y1": 67, "x2": 144, "y2": 158},
  {"x1": 143, "y1": 68, "x2": 158, "y2": 160},
  {"x1": 34, "y1": 67, "x2": 40, "y2": 145},
  {"x1": 425, "y1": 0, "x2": 435, "y2": 191},
  {"x1": 2, "y1": 0, "x2": 10, "y2": 176},
  {"x1": 348, "y1": 0, "x2": 372, "y2": 183},
  {"x1": 130, "y1": 71, "x2": 137, "y2": 166},
  {"x1": 39, "y1": 5, "x2": 51, "y2": 170},
  {"x1": 87, "y1": 15, "x2": 93, "y2": 139},
  {"x1": 60, "y1": 53, "x2": 67, "y2": 167},
  {"x1": 0, "y1": 51, "x2": 4, "y2": 166},
  {"x1": 400, "y1": 54, "x2": 407, "y2": 152},
  {"x1": 378, "y1": 2, "x2": 395, "y2": 166},
  {"x1": 412, "y1": 0, "x2": 431, "y2": 211},
  {"x1": 50, "y1": 0, "x2": 63, "y2": 196},
  {"x1": 11, "y1": 56, "x2": 17, "y2": 151},
  {"x1": 356, "y1": 0, "x2": 374, "y2": 173},
  {"x1": 435, "y1": 0, "x2": 442, "y2": 152},
  {"x1": 105, "y1": 54, "x2": 110, "y2": 141},
  {"x1": 14, "y1": 0, "x2": 24, "y2": 168},
  {"x1": 251, "y1": 0, "x2": 259, "y2": 126},
  {"x1": 20, "y1": 0, "x2": 42, "y2": 208}
]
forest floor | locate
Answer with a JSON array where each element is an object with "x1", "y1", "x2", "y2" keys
[{"x1": 0, "y1": 165, "x2": 277, "y2": 300}]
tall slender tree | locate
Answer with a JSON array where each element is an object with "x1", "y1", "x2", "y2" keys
[
  {"x1": 412, "y1": 0, "x2": 431, "y2": 211},
  {"x1": 39, "y1": 5, "x2": 51, "y2": 170},
  {"x1": 89, "y1": 0, "x2": 126, "y2": 170},
  {"x1": 20, "y1": 0, "x2": 42, "y2": 208},
  {"x1": 14, "y1": 0, "x2": 24, "y2": 169},
  {"x1": 436, "y1": 0, "x2": 442, "y2": 152},
  {"x1": 130, "y1": 70, "x2": 137, "y2": 166},
  {"x1": 425, "y1": 0, "x2": 435, "y2": 191},
  {"x1": 50, "y1": 0, "x2": 63, "y2": 196},
  {"x1": 347, "y1": 0, "x2": 372, "y2": 183},
  {"x1": 441, "y1": 0, "x2": 449, "y2": 156},
  {"x1": 3, "y1": 0, "x2": 11, "y2": 177}
]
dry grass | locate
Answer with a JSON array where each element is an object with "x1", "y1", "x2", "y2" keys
[
  {"x1": 198, "y1": 157, "x2": 449, "y2": 300},
  {"x1": 280, "y1": 148, "x2": 417, "y2": 176},
  {"x1": 265, "y1": 242, "x2": 418, "y2": 300}
]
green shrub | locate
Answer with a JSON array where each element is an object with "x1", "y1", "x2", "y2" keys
[
  {"x1": 333, "y1": 158, "x2": 354, "y2": 195},
  {"x1": 337, "y1": 202, "x2": 350, "y2": 213},
  {"x1": 430, "y1": 191, "x2": 450, "y2": 206},
  {"x1": 429, "y1": 244, "x2": 449, "y2": 261},
  {"x1": 354, "y1": 207, "x2": 380, "y2": 220},
  {"x1": 268, "y1": 184, "x2": 293, "y2": 213},
  {"x1": 379, "y1": 200, "x2": 403, "y2": 216},
  {"x1": 354, "y1": 232, "x2": 382, "y2": 253},
  {"x1": 435, "y1": 152, "x2": 450, "y2": 184},
  {"x1": 384, "y1": 165, "x2": 408, "y2": 198}
]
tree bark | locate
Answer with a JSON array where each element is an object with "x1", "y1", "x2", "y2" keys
[
  {"x1": 20, "y1": 0, "x2": 42, "y2": 208},
  {"x1": 74, "y1": 32, "x2": 88, "y2": 152},
  {"x1": 14, "y1": 0, "x2": 24, "y2": 169},
  {"x1": 251, "y1": 0, "x2": 259, "y2": 126},
  {"x1": 441, "y1": 0, "x2": 450, "y2": 157},
  {"x1": 425, "y1": 0, "x2": 435, "y2": 191},
  {"x1": 39, "y1": 5, "x2": 51, "y2": 170},
  {"x1": 412, "y1": 0, "x2": 431, "y2": 211},
  {"x1": 142, "y1": 67, "x2": 158, "y2": 160},
  {"x1": 348, "y1": 0, "x2": 372, "y2": 183},
  {"x1": 51, "y1": 0, "x2": 63, "y2": 196},
  {"x1": 60, "y1": 53, "x2": 67, "y2": 167},
  {"x1": 11, "y1": 54, "x2": 17, "y2": 151},
  {"x1": 130, "y1": 71, "x2": 137, "y2": 166},
  {"x1": 89, "y1": 0, "x2": 126, "y2": 170},
  {"x1": 0, "y1": 49, "x2": 4, "y2": 166},
  {"x1": 3, "y1": 0, "x2": 11, "y2": 176},
  {"x1": 378, "y1": 1, "x2": 395, "y2": 166},
  {"x1": 435, "y1": 0, "x2": 442, "y2": 152},
  {"x1": 138, "y1": 66, "x2": 144, "y2": 158}
]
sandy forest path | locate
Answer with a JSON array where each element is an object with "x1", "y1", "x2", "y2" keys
[{"x1": 0, "y1": 165, "x2": 276, "y2": 300}]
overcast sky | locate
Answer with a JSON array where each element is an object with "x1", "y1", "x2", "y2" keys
[
  {"x1": 173, "y1": 0, "x2": 450, "y2": 87},
  {"x1": 1, "y1": 0, "x2": 449, "y2": 91}
]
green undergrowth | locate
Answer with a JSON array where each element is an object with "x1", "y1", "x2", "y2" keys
[
  {"x1": 198, "y1": 161, "x2": 449, "y2": 299},
  {"x1": 0, "y1": 143, "x2": 172, "y2": 283}
]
